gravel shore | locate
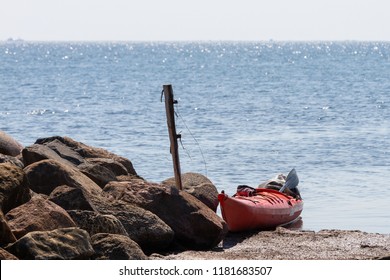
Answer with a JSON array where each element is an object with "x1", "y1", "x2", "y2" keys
[{"x1": 154, "y1": 227, "x2": 390, "y2": 260}]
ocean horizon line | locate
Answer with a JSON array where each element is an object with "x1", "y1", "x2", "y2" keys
[{"x1": 2, "y1": 38, "x2": 390, "y2": 44}]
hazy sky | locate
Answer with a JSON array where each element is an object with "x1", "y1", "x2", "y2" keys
[{"x1": 1, "y1": 0, "x2": 389, "y2": 41}]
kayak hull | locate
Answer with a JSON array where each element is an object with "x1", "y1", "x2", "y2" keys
[{"x1": 218, "y1": 188, "x2": 303, "y2": 232}]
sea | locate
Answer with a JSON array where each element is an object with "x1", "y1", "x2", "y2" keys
[{"x1": 1, "y1": 41, "x2": 389, "y2": 234}]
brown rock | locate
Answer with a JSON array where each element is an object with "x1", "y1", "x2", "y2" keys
[
  {"x1": 0, "y1": 131, "x2": 23, "y2": 157},
  {"x1": 0, "y1": 163, "x2": 31, "y2": 213},
  {"x1": 49, "y1": 185, "x2": 96, "y2": 211},
  {"x1": 0, "y1": 154, "x2": 24, "y2": 168},
  {"x1": 67, "y1": 210, "x2": 128, "y2": 237},
  {"x1": 49, "y1": 185, "x2": 174, "y2": 252},
  {"x1": 0, "y1": 248, "x2": 18, "y2": 260},
  {"x1": 162, "y1": 172, "x2": 219, "y2": 212},
  {"x1": 185, "y1": 183, "x2": 219, "y2": 212},
  {"x1": 0, "y1": 211, "x2": 16, "y2": 246},
  {"x1": 84, "y1": 158, "x2": 128, "y2": 176},
  {"x1": 6, "y1": 227, "x2": 94, "y2": 260},
  {"x1": 24, "y1": 159, "x2": 102, "y2": 196},
  {"x1": 96, "y1": 201, "x2": 175, "y2": 252},
  {"x1": 104, "y1": 180, "x2": 228, "y2": 249},
  {"x1": 91, "y1": 233, "x2": 148, "y2": 260},
  {"x1": 116, "y1": 175, "x2": 144, "y2": 182},
  {"x1": 77, "y1": 161, "x2": 117, "y2": 188},
  {"x1": 163, "y1": 172, "x2": 213, "y2": 187},
  {"x1": 5, "y1": 195, "x2": 76, "y2": 239}
]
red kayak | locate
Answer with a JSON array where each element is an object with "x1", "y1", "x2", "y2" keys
[{"x1": 218, "y1": 171, "x2": 304, "y2": 232}]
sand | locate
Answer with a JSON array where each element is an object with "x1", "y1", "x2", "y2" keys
[{"x1": 152, "y1": 227, "x2": 390, "y2": 260}]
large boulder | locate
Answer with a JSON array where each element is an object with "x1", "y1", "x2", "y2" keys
[
  {"x1": 49, "y1": 185, "x2": 174, "y2": 252},
  {"x1": 186, "y1": 183, "x2": 219, "y2": 212},
  {"x1": 49, "y1": 185, "x2": 96, "y2": 211},
  {"x1": 163, "y1": 172, "x2": 213, "y2": 187},
  {"x1": 0, "y1": 163, "x2": 31, "y2": 214},
  {"x1": 77, "y1": 161, "x2": 117, "y2": 188},
  {"x1": 91, "y1": 233, "x2": 148, "y2": 260},
  {"x1": 0, "y1": 211, "x2": 16, "y2": 246},
  {"x1": 83, "y1": 158, "x2": 129, "y2": 177},
  {"x1": 6, "y1": 227, "x2": 94, "y2": 260},
  {"x1": 35, "y1": 136, "x2": 137, "y2": 176},
  {"x1": 24, "y1": 159, "x2": 102, "y2": 196},
  {"x1": 26, "y1": 136, "x2": 141, "y2": 187},
  {"x1": 0, "y1": 131, "x2": 23, "y2": 157},
  {"x1": 95, "y1": 201, "x2": 175, "y2": 252},
  {"x1": 5, "y1": 195, "x2": 76, "y2": 239},
  {"x1": 162, "y1": 172, "x2": 219, "y2": 212},
  {"x1": 22, "y1": 144, "x2": 72, "y2": 167},
  {"x1": 104, "y1": 180, "x2": 228, "y2": 249},
  {"x1": 67, "y1": 210, "x2": 128, "y2": 237},
  {"x1": 41, "y1": 139, "x2": 85, "y2": 165}
]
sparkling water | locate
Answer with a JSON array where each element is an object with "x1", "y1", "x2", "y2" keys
[{"x1": 1, "y1": 41, "x2": 389, "y2": 233}]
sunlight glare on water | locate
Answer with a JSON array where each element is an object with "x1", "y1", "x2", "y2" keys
[{"x1": 0, "y1": 41, "x2": 389, "y2": 233}]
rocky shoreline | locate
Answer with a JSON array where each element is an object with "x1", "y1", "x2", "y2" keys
[{"x1": 1, "y1": 131, "x2": 389, "y2": 260}]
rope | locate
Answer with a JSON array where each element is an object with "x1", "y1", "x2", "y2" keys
[
  {"x1": 161, "y1": 89, "x2": 208, "y2": 177},
  {"x1": 175, "y1": 102, "x2": 208, "y2": 177}
]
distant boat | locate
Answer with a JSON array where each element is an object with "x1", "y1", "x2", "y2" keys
[{"x1": 218, "y1": 169, "x2": 303, "y2": 232}]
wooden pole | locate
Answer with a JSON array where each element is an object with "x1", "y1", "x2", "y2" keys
[{"x1": 163, "y1": 84, "x2": 183, "y2": 190}]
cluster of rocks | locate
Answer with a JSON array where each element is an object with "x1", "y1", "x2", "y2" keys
[{"x1": 0, "y1": 131, "x2": 227, "y2": 260}]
